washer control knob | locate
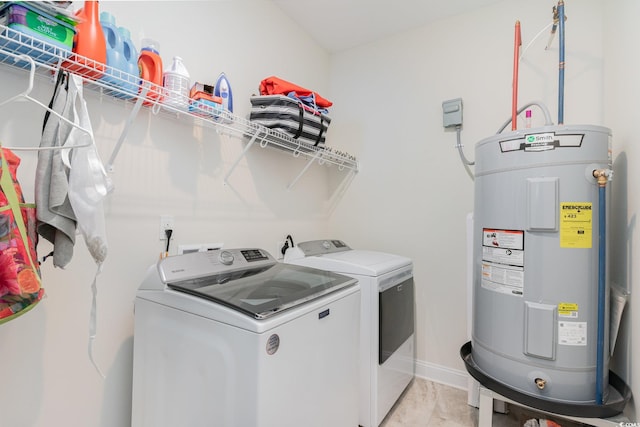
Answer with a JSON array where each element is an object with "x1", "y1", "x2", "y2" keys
[
  {"x1": 322, "y1": 240, "x2": 331, "y2": 250},
  {"x1": 218, "y1": 250, "x2": 234, "y2": 265}
]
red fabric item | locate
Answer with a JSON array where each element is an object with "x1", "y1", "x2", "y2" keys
[
  {"x1": 259, "y1": 76, "x2": 333, "y2": 108},
  {"x1": 0, "y1": 147, "x2": 43, "y2": 323}
]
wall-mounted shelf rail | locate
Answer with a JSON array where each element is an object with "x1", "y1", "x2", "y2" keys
[{"x1": 0, "y1": 24, "x2": 358, "y2": 187}]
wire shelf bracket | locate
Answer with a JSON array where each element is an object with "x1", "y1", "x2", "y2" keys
[{"x1": 106, "y1": 82, "x2": 149, "y2": 172}]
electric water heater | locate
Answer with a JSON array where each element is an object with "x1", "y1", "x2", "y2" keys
[{"x1": 471, "y1": 125, "x2": 611, "y2": 404}]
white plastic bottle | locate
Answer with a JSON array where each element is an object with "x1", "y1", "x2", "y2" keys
[{"x1": 163, "y1": 56, "x2": 190, "y2": 111}]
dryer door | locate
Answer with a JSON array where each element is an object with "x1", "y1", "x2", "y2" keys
[{"x1": 379, "y1": 275, "x2": 414, "y2": 364}]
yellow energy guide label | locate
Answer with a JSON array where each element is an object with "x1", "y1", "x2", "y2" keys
[
  {"x1": 560, "y1": 202, "x2": 592, "y2": 248},
  {"x1": 558, "y1": 302, "x2": 579, "y2": 318}
]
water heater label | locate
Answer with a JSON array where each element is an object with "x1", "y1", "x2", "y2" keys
[
  {"x1": 482, "y1": 246, "x2": 524, "y2": 266},
  {"x1": 482, "y1": 229, "x2": 524, "y2": 251},
  {"x1": 481, "y1": 229, "x2": 525, "y2": 296},
  {"x1": 558, "y1": 321, "x2": 587, "y2": 346},
  {"x1": 481, "y1": 262, "x2": 524, "y2": 296},
  {"x1": 499, "y1": 133, "x2": 584, "y2": 152},
  {"x1": 525, "y1": 132, "x2": 556, "y2": 151},
  {"x1": 560, "y1": 203, "x2": 592, "y2": 248},
  {"x1": 558, "y1": 302, "x2": 579, "y2": 318}
]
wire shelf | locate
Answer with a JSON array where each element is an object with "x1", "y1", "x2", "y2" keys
[{"x1": 0, "y1": 23, "x2": 359, "y2": 177}]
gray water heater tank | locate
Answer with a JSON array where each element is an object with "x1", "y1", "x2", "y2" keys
[{"x1": 471, "y1": 124, "x2": 611, "y2": 404}]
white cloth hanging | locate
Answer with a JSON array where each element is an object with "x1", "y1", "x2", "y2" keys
[
  {"x1": 65, "y1": 73, "x2": 112, "y2": 379},
  {"x1": 66, "y1": 73, "x2": 111, "y2": 265}
]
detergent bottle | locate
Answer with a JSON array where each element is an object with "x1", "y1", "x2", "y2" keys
[
  {"x1": 163, "y1": 56, "x2": 190, "y2": 111},
  {"x1": 116, "y1": 26, "x2": 139, "y2": 98},
  {"x1": 138, "y1": 38, "x2": 163, "y2": 106},
  {"x1": 99, "y1": 12, "x2": 123, "y2": 87},
  {"x1": 63, "y1": 0, "x2": 106, "y2": 80}
]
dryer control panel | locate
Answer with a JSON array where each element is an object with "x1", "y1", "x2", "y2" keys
[{"x1": 296, "y1": 240, "x2": 351, "y2": 257}]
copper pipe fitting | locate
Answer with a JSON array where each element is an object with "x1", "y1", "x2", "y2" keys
[{"x1": 593, "y1": 169, "x2": 608, "y2": 188}]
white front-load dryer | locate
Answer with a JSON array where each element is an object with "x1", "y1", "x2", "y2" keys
[{"x1": 285, "y1": 239, "x2": 415, "y2": 427}]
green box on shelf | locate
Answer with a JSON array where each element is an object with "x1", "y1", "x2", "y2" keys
[{"x1": 0, "y1": 1, "x2": 76, "y2": 65}]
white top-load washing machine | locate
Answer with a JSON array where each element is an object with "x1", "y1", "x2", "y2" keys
[
  {"x1": 132, "y1": 248, "x2": 361, "y2": 427},
  {"x1": 285, "y1": 240, "x2": 415, "y2": 427}
]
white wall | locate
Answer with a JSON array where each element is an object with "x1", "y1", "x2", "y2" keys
[
  {"x1": 0, "y1": 2, "x2": 344, "y2": 426},
  {"x1": 604, "y1": 0, "x2": 639, "y2": 420}
]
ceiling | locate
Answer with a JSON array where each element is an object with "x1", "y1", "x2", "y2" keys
[{"x1": 272, "y1": 0, "x2": 504, "y2": 53}]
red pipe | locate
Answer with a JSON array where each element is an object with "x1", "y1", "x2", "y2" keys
[{"x1": 512, "y1": 20, "x2": 522, "y2": 131}]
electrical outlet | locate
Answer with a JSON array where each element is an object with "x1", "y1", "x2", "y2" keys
[{"x1": 159, "y1": 215, "x2": 174, "y2": 240}]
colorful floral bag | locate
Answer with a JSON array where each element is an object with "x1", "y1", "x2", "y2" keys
[{"x1": 0, "y1": 146, "x2": 43, "y2": 324}]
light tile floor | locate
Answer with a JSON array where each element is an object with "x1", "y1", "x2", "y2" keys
[{"x1": 380, "y1": 378, "x2": 588, "y2": 427}]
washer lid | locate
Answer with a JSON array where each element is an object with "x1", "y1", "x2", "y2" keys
[{"x1": 167, "y1": 262, "x2": 357, "y2": 319}]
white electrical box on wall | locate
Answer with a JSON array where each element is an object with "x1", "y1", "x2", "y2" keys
[{"x1": 442, "y1": 98, "x2": 463, "y2": 128}]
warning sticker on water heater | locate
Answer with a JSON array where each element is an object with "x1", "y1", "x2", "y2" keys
[
  {"x1": 481, "y1": 229, "x2": 524, "y2": 297},
  {"x1": 483, "y1": 229, "x2": 524, "y2": 252},
  {"x1": 560, "y1": 203, "x2": 592, "y2": 248},
  {"x1": 481, "y1": 262, "x2": 524, "y2": 296}
]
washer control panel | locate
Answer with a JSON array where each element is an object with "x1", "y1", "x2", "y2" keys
[{"x1": 158, "y1": 248, "x2": 275, "y2": 284}]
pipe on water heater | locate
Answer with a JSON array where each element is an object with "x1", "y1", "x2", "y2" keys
[
  {"x1": 593, "y1": 168, "x2": 609, "y2": 405},
  {"x1": 512, "y1": 20, "x2": 522, "y2": 130},
  {"x1": 558, "y1": 0, "x2": 566, "y2": 124}
]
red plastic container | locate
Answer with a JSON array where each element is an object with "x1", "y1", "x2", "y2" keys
[
  {"x1": 137, "y1": 39, "x2": 163, "y2": 106},
  {"x1": 62, "y1": 0, "x2": 106, "y2": 80}
]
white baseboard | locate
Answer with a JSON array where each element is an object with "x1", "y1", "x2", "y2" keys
[{"x1": 415, "y1": 359, "x2": 470, "y2": 391}]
